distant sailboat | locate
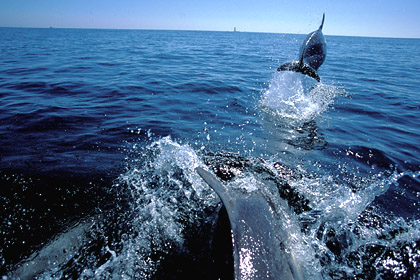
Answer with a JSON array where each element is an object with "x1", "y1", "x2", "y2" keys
[{"x1": 234, "y1": 27, "x2": 237, "y2": 32}]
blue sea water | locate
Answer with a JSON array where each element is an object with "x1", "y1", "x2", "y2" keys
[{"x1": 0, "y1": 27, "x2": 420, "y2": 279}]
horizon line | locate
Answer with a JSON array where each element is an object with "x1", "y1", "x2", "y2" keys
[{"x1": 1, "y1": 25, "x2": 419, "y2": 40}]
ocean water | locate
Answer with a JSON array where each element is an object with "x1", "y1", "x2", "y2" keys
[{"x1": 0, "y1": 27, "x2": 419, "y2": 279}]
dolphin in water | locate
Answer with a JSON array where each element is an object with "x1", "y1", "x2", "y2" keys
[
  {"x1": 278, "y1": 14, "x2": 326, "y2": 82},
  {"x1": 196, "y1": 167, "x2": 304, "y2": 280}
]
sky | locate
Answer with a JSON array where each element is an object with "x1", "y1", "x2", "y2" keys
[{"x1": 1, "y1": 0, "x2": 420, "y2": 38}]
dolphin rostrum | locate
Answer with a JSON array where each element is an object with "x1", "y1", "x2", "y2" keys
[
  {"x1": 278, "y1": 14, "x2": 326, "y2": 82},
  {"x1": 196, "y1": 167, "x2": 304, "y2": 280}
]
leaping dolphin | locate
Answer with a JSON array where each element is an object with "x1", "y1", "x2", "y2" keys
[
  {"x1": 278, "y1": 14, "x2": 326, "y2": 82},
  {"x1": 196, "y1": 167, "x2": 304, "y2": 280}
]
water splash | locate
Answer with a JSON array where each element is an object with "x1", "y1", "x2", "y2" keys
[
  {"x1": 260, "y1": 71, "x2": 342, "y2": 122},
  {"x1": 91, "y1": 136, "x2": 219, "y2": 278},
  {"x1": 9, "y1": 138, "x2": 417, "y2": 279},
  {"x1": 291, "y1": 166, "x2": 420, "y2": 279},
  {"x1": 294, "y1": 170, "x2": 400, "y2": 225},
  {"x1": 99, "y1": 139, "x2": 323, "y2": 279}
]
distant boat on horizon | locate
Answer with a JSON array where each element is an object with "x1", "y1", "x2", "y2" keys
[{"x1": 234, "y1": 27, "x2": 237, "y2": 32}]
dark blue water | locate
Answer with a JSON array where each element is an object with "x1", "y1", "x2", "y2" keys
[{"x1": 1, "y1": 27, "x2": 419, "y2": 279}]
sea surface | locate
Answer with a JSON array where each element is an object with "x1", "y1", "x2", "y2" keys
[{"x1": 1, "y1": 27, "x2": 420, "y2": 279}]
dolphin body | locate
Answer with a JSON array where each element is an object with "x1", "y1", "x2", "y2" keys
[
  {"x1": 278, "y1": 14, "x2": 326, "y2": 82},
  {"x1": 196, "y1": 167, "x2": 304, "y2": 280}
]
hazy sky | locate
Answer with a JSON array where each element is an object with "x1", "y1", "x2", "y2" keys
[{"x1": 1, "y1": 0, "x2": 420, "y2": 38}]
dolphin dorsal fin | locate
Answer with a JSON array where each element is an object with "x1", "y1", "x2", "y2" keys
[
  {"x1": 196, "y1": 166, "x2": 305, "y2": 280},
  {"x1": 196, "y1": 167, "x2": 233, "y2": 212},
  {"x1": 319, "y1": 13, "x2": 325, "y2": 30}
]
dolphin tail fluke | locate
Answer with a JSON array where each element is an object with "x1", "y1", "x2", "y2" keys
[
  {"x1": 277, "y1": 61, "x2": 301, "y2": 72},
  {"x1": 277, "y1": 61, "x2": 320, "y2": 82},
  {"x1": 319, "y1": 13, "x2": 325, "y2": 30}
]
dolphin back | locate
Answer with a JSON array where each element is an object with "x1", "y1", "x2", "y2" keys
[{"x1": 196, "y1": 167, "x2": 304, "y2": 280}]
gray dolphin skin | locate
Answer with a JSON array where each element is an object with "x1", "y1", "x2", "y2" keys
[
  {"x1": 196, "y1": 167, "x2": 304, "y2": 280},
  {"x1": 10, "y1": 220, "x2": 95, "y2": 279},
  {"x1": 278, "y1": 14, "x2": 326, "y2": 82}
]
